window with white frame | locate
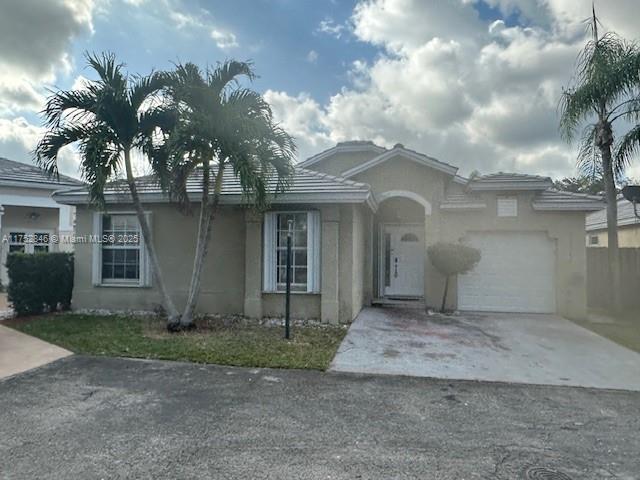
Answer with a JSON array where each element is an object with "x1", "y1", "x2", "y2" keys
[
  {"x1": 589, "y1": 235, "x2": 599, "y2": 246},
  {"x1": 92, "y1": 213, "x2": 150, "y2": 286},
  {"x1": 263, "y1": 211, "x2": 320, "y2": 293},
  {"x1": 8, "y1": 231, "x2": 52, "y2": 253},
  {"x1": 497, "y1": 196, "x2": 518, "y2": 217}
]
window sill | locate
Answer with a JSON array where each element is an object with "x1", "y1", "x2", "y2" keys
[
  {"x1": 97, "y1": 282, "x2": 150, "y2": 288},
  {"x1": 262, "y1": 291, "x2": 320, "y2": 295}
]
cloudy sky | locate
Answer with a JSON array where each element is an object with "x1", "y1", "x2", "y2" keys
[{"x1": 1, "y1": 0, "x2": 640, "y2": 180}]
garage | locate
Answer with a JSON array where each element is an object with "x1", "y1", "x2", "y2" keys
[{"x1": 457, "y1": 232, "x2": 557, "y2": 313}]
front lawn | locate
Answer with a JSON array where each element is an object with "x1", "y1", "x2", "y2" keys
[
  {"x1": 6, "y1": 314, "x2": 347, "y2": 370},
  {"x1": 572, "y1": 310, "x2": 640, "y2": 353}
]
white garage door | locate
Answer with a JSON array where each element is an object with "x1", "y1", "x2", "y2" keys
[{"x1": 457, "y1": 232, "x2": 556, "y2": 313}]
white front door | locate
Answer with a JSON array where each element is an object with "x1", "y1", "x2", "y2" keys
[{"x1": 383, "y1": 225, "x2": 424, "y2": 297}]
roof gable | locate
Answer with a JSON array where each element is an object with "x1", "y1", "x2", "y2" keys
[
  {"x1": 341, "y1": 144, "x2": 458, "y2": 179},
  {"x1": 298, "y1": 141, "x2": 385, "y2": 169}
]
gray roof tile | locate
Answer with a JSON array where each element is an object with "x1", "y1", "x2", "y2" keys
[{"x1": 0, "y1": 157, "x2": 82, "y2": 187}]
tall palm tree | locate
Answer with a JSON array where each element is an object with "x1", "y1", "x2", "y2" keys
[
  {"x1": 559, "y1": 9, "x2": 640, "y2": 311},
  {"x1": 35, "y1": 52, "x2": 180, "y2": 323},
  {"x1": 163, "y1": 61, "x2": 295, "y2": 330}
]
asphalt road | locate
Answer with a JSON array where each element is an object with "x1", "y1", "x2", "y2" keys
[{"x1": 1, "y1": 356, "x2": 638, "y2": 479}]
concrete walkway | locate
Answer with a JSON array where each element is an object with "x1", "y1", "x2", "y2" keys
[
  {"x1": 330, "y1": 307, "x2": 640, "y2": 391},
  {"x1": 0, "y1": 325, "x2": 72, "y2": 379}
]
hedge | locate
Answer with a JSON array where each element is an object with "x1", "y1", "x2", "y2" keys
[{"x1": 6, "y1": 252, "x2": 74, "y2": 316}]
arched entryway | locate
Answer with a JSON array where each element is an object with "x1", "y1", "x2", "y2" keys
[{"x1": 374, "y1": 190, "x2": 431, "y2": 299}]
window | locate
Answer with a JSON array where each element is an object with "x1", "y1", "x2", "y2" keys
[
  {"x1": 263, "y1": 211, "x2": 320, "y2": 293},
  {"x1": 8, "y1": 231, "x2": 51, "y2": 254},
  {"x1": 101, "y1": 215, "x2": 141, "y2": 282},
  {"x1": 92, "y1": 212, "x2": 150, "y2": 287},
  {"x1": 589, "y1": 235, "x2": 600, "y2": 246},
  {"x1": 497, "y1": 197, "x2": 518, "y2": 217}
]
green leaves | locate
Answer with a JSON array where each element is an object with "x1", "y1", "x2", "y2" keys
[{"x1": 427, "y1": 243, "x2": 481, "y2": 278}]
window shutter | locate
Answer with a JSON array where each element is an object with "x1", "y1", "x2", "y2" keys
[
  {"x1": 140, "y1": 212, "x2": 153, "y2": 287},
  {"x1": 307, "y1": 210, "x2": 321, "y2": 293},
  {"x1": 91, "y1": 212, "x2": 102, "y2": 286},
  {"x1": 263, "y1": 212, "x2": 277, "y2": 292}
]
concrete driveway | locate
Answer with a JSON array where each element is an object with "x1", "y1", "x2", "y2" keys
[
  {"x1": 0, "y1": 324, "x2": 72, "y2": 379},
  {"x1": 330, "y1": 307, "x2": 640, "y2": 390},
  {"x1": 1, "y1": 355, "x2": 639, "y2": 479}
]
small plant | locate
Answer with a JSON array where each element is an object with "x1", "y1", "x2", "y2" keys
[
  {"x1": 6, "y1": 252, "x2": 74, "y2": 316},
  {"x1": 427, "y1": 242, "x2": 481, "y2": 312}
]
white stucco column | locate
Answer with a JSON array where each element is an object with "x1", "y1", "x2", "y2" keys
[
  {"x1": 243, "y1": 210, "x2": 263, "y2": 318},
  {"x1": 0, "y1": 205, "x2": 5, "y2": 286},
  {"x1": 321, "y1": 206, "x2": 340, "y2": 324}
]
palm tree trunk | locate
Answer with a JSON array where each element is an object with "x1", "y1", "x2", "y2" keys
[
  {"x1": 122, "y1": 149, "x2": 180, "y2": 325},
  {"x1": 601, "y1": 145, "x2": 623, "y2": 312},
  {"x1": 179, "y1": 162, "x2": 225, "y2": 328}
]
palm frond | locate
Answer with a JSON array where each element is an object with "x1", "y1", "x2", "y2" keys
[
  {"x1": 208, "y1": 60, "x2": 255, "y2": 94},
  {"x1": 615, "y1": 124, "x2": 640, "y2": 176},
  {"x1": 41, "y1": 89, "x2": 98, "y2": 128},
  {"x1": 35, "y1": 124, "x2": 97, "y2": 176}
]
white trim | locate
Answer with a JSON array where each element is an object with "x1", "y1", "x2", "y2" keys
[
  {"x1": 468, "y1": 181, "x2": 552, "y2": 191},
  {"x1": 0, "y1": 193, "x2": 61, "y2": 209},
  {"x1": 0, "y1": 179, "x2": 80, "y2": 190},
  {"x1": 263, "y1": 212, "x2": 277, "y2": 292},
  {"x1": 440, "y1": 202, "x2": 487, "y2": 210},
  {"x1": 377, "y1": 190, "x2": 432, "y2": 216},
  {"x1": 534, "y1": 203, "x2": 605, "y2": 212},
  {"x1": 298, "y1": 143, "x2": 386, "y2": 168},
  {"x1": 307, "y1": 210, "x2": 321, "y2": 293},
  {"x1": 91, "y1": 211, "x2": 151, "y2": 288},
  {"x1": 341, "y1": 147, "x2": 458, "y2": 179},
  {"x1": 53, "y1": 191, "x2": 376, "y2": 208}
]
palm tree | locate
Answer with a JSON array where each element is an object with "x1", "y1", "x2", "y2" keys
[
  {"x1": 163, "y1": 61, "x2": 295, "y2": 330},
  {"x1": 559, "y1": 9, "x2": 640, "y2": 311},
  {"x1": 35, "y1": 52, "x2": 181, "y2": 323}
]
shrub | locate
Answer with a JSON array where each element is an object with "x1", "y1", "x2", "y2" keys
[
  {"x1": 6, "y1": 252, "x2": 74, "y2": 316},
  {"x1": 427, "y1": 242, "x2": 481, "y2": 312}
]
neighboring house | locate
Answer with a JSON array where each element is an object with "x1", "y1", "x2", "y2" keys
[
  {"x1": 0, "y1": 157, "x2": 83, "y2": 286},
  {"x1": 53, "y1": 141, "x2": 603, "y2": 322},
  {"x1": 586, "y1": 195, "x2": 640, "y2": 247}
]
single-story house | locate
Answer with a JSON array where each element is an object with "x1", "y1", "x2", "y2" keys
[
  {"x1": 53, "y1": 141, "x2": 604, "y2": 322},
  {"x1": 0, "y1": 157, "x2": 82, "y2": 286},
  {"x1": 586, "y1": 195, "x2": 640, "y2": 247}
]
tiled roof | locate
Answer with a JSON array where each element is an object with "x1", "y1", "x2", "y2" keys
[
  {"x1": 468, "y1": 172, "x2": 553, "y2": 191},
  {"x1": 53, "y1": 166, "x2": 375, "y2": 208},
  {"x1": 586, "y1": 196, "x2": 640, "y2": 230},
  {"x1": 0, "y1": 157, "x2": 82, "y2": 187},
  {"x1": 532, "y1": 189, "x2": 604, "y2": 212}
]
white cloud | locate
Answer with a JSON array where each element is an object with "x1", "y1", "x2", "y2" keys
[
  {"x1": 211, "y1": 30, "x2": 238, "y2": 49},
  {"x1": 0, "y1": 117, "x2": 80, "y2": 177},
  {"x1": 317, "y1": 18, "x2": 347, "y2": 39},
  {"x1": 169, "y1": 6, "x2": 239, "y2": 49},
  {"x1": 306, "y1": 50, "x2": 319, "y2": 64},
  {"x1": 269, "y1": 0, "x2": 640, "y2": 179}
]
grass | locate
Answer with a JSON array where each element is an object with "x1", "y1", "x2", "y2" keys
[
  {"x1": 572, "y1": 310, "x2": 640, "y2": 353},
  {"x1": 6, "y1": 314, "x2": 348, "y2": 370}
]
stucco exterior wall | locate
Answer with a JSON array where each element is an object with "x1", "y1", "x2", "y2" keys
[
  {"x1": 587, "y1": 225, "x2": 640, "y2": 248},
  {"x1": 73, "y1": 204, "x2": 246, "y2": 314},
  {"x1": 440, "y1": 192, "x2": 588, "y2": 319}
]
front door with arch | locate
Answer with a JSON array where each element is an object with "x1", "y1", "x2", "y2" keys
[{"x1": 381, "y1": 224, "x2": 424, "y2": 297}]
